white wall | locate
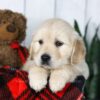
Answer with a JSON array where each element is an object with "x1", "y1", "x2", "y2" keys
[
  {"x1": 25, "y1": 0, "x2": 55, "y2": 46},
  {"x1": 0, "y1": 0, "x2": 25, "y2": 13},
  {"x1": 0, "y1": 0, "x2": 100, "y2": 47}
]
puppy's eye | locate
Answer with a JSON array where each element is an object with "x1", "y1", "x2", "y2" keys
[
  {"x1": 39, "y1": 40, "x2": 43, "y2": 45},
  {"x1": 55, "y1": 40, "x2": 63, "y2": 47}
]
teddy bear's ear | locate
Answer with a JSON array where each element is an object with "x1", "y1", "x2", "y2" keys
[
  {"x1": 70, "y1": 34, "x2": 86, "y2": 65},
  {"x1": 15, "y1": 13, "x2": 27, "y2": 43},
  {"x1": 4, "y1": 10, "x2": 13, "y2": 15}
]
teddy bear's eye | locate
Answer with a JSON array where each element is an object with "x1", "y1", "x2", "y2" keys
[
  {"x1": 0, "y1": 20, "x2": 1, "y2": 24},
  {"x1": 55, "y1": 40, "x2": 63, "y2": 47},
  {"x1": 2, "y1": 20, "x2": 6, "y2": 24},
  {"x1": 12, "y1": 22, "x2": 15, "y2": 25},
  {"x1": 39, "y1": 40, "x2": 43, "y2": 45}
]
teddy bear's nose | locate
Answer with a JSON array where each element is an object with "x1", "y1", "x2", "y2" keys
[{"x1": 6, "y1": 24, "x2": 16, "y2": 32}]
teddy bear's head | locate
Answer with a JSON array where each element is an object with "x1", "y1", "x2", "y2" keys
[{"x1": 0, "y1": 9, "x2": 26, "y2": 43}]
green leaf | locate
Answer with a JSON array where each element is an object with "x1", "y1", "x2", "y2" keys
[
  {"x1": 87, "y1": 32, "x2": 97, "y2": 67},
  {"x1": 74, "y1": 20, "x2": 82, "y2": 37},
  {"x1": 84, "y1": 20, "x2": 90, "y2": 52},
  {"x1": 84, "y1": 19, "x2": 91, "y2": 41}
]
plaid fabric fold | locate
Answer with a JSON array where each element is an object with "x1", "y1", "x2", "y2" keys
[{"x1": 0, "y1": 67, "x2": 85, "y2": 100}]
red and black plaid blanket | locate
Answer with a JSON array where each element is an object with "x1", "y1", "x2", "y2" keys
[{"x1": 0, "y1": 66, "x2": 85, "y2": 100}]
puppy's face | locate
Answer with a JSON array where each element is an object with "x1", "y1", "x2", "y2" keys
[{"x1": 30, "y1": 19, "x2": 86, "y2": 69}]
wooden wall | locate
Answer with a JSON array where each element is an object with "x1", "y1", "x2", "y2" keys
[{"x1": 0, "y1": 0, "x2": 100, "y2": 46}]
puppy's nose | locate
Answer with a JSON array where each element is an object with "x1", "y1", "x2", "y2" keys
[{"x1": 41, "y1": 54, "x2": 51, "y2": 64}]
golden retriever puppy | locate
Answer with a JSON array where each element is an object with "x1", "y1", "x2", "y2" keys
[{"x1": 23, "y1": 19, "x2": 89, "y2": 92}]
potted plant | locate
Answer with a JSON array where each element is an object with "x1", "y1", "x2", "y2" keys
[{"x1": 74, "y1": 20, "x2": 100, "y2": 100}]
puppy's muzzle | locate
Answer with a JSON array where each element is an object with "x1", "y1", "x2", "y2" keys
[{"x1": 41, "y1": 53, "x2": 51, "y2": 65}]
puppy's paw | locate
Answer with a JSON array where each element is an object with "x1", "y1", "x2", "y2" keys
[
  {"x1": 49, "y1": 76, "x2": 68, "y2": 92},
  {"x1": 28, "y1": 67, "x2": 48, "y2": 92},
  {"x1": 28, "y1": 73, "x2": 47, "y2": 92}
]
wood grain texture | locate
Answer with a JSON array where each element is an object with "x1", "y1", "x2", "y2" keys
[
  {"x1": 0, "y1": 0, "x2": 99, "y2": 46},
  {"x1": 25, "y1": 0, "x2": 55, "y2": 47}
]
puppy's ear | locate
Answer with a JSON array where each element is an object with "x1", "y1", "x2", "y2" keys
[
  {"x1": 29, "y1": 42, "x2": 34, "y2": 60},
  {"x1": 70, "y1": 35, "x2": 86, "y2": 65}
]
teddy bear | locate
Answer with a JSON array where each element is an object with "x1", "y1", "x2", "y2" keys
[{"x1": 0, "y1": 9, "x2": 28, "y2": 68}]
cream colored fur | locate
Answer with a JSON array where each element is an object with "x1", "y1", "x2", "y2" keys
[{"x1": 23, "y1": 19, "x2": 89, "y2": 92}]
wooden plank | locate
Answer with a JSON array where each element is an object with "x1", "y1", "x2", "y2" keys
[
  {"x1": 25, "y1": 0, "x2": 55, "y2": 47},
  {"x1": 85, "y1": 0, "x2": 100, "y2": 25},
  {"x1": 56, "y1": 0, "x2": 86, "y2": 34},
  {"x1": 0, "y1": 0, "x2": 24, "y2": 13},
  {"x1": 85, "y1": 0, "x2": 100, "y2": 44}
]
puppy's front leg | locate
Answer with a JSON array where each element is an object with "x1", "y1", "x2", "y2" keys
[
  {"x1": 29, "y1": 66, "x2": 48, "y2": 92},
  {"x1": 49, "y1": 67, "x2": 72, "y2": 92}
]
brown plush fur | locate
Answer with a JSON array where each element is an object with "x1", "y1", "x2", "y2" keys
[{"x1": 0, "y1": 9, "x2": 27, "y2": 68}]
